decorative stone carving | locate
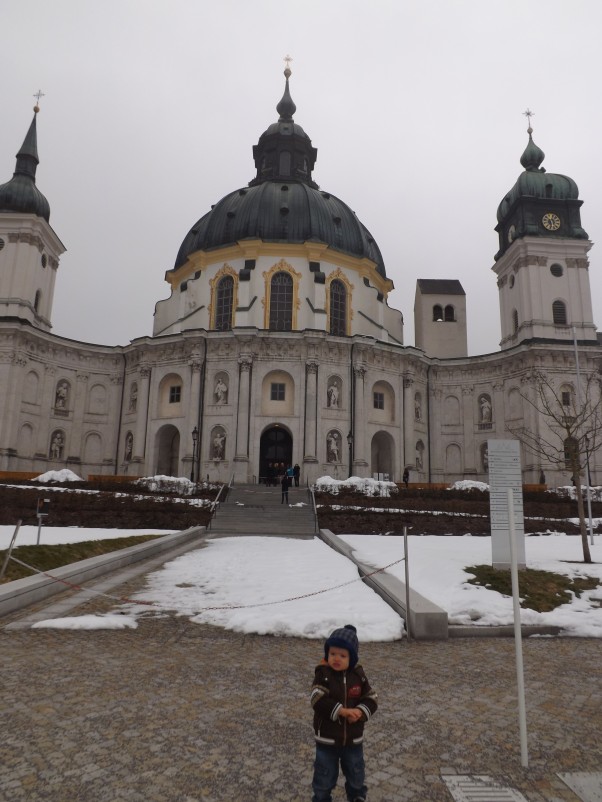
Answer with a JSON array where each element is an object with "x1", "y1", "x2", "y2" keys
[
  {"x1": 327, "y1": 430, "x2": 341, "y2": 463},
  {"x1": 414, "y1": 392, "x2": 422, "y2": 421},
  {"x1": 49, "y1": 430, "x2": 64, "y2": 460},
  {"x1": 327, "y1": 379, "x2": 340, "y2": 408},
  {"x1": 214, "y1": 375, "x2": 228, "y2": 404},
  {"x1": 478, "y1": 394, "x2": 492, "y2": 423},
  {"x1": 211, "y1": 428, "x2": 226, "y2": 460},
  {"x1": 54, "y1": 380, "x2": 69, "y2": 410},
  {"x1": 129, "y1": 382, "x2": 138, "y2": 411},
  {"x1": 124, "y1": 432, "x2": 133, "y2": 461}
]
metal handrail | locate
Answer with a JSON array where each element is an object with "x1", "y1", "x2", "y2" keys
[
  {"x1": 208, "y1": 474, "x2": 234, "y2": 529},
  {"x1": 308, "y1": 485, "x2": 319, "y2": 534}
]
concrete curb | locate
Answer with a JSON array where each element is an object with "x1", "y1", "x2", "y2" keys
[
  {"x1": 318, "y1": 529, "x2": 448, "y2": 640},
  {"x1": 0, "y1": 527, "x2": 207, "y2": 618}
]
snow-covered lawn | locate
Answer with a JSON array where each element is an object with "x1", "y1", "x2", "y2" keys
[{"x1": 5, "y1": 473, "x2": 601, "y2": 638}]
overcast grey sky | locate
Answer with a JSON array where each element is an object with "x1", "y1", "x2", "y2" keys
[{"x1": 2, "y1": 0, "x2": 601, "y2": 355}]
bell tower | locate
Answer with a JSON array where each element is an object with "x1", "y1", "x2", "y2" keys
[
  {"x1": 492, "y1": 115, "x2": 596, "y2": 349},
  {"x1": 0, "y1": 103, "x2": 65, "y2": 331}
]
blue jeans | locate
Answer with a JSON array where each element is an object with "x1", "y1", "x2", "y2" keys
[{"x1": 312, "y1": 743, "x2": 367, "y2": 802}]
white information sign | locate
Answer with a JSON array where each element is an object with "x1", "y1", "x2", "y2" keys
[{"x1": 488, "y1": 439, "x2": 526, "y2": 569}]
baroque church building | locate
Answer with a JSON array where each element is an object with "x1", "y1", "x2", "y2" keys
[{"x1": 0, "y1": 72, "x2": 600, "y2": 488}]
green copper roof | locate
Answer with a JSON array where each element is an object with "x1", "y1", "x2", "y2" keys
[{"x1": 0, "y1": 110, "x2": 50, "y2": 222}]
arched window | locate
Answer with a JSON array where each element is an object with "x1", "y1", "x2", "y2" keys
[
  {"x1": 444, "y1": 304, "x2": 455, "y2": 322},
  {"x1": 329, "y1": 279, "x2": 347, "y2": 336},
  {"x1": 553, "y1": 300, "x2": 567, "y2": 325},
  {"x1": 433, "y1": 304, "x2": 443, "y2": 322},
  {"x1": 512, "y1": 309, "x2": 519, "y2": 334},
  {"x1": 269, "y1": 272, "x2": 293, "y2": 331},
  {"x1": 215, "y1": 275, "x2": 234, "y2": 331}
]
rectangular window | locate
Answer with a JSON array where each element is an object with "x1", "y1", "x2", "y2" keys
[
  {"x1": 169, "y1": 386, "x2": 181, "y2": 403},
  {"x1": 373, "y1": 392, "x2": 384, "y2": 410},
  {"x1": 271, "y1": 383, "x2": 285, "y2": 401},
  {"x1": 561, "y1": 391, "x2": 571, "y2": 407}
]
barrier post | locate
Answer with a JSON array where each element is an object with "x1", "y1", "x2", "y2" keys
[
  {"x1": 0, "y1": 520, "x2": 22, "y2": 581},
  {"x1": 403, "y1": 526, "x2": 411, "y2": 641}
]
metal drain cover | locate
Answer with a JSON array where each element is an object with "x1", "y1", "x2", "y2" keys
[
  {"x1": 443, "y1": 775, "x2": 528, "y2": 802},
  {"x1": 558, "y1": 773, "x2": 602, "y2": 802}
]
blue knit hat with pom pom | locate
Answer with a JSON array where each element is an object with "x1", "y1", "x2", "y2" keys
[{"x1": 324, "y1": 624, "x2": 359, "y2": 668}]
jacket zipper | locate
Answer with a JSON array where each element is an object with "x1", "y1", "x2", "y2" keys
[{"x1": 343, "y1": 671, "x2": 347, "y2": 745}]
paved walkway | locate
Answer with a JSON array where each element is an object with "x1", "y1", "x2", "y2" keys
[{"x1": 1, "y1": 551, "x2": 601, "y2": 802}]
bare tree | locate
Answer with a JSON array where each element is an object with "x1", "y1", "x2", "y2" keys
[{"x1": 507, "y1": 370, "x2": 602, "y2": 564}]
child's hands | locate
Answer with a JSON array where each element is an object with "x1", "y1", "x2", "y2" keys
[{"x1": 339, "y1": 707, "x2": 363, "y2": 723}]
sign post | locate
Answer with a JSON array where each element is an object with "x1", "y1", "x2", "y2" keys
[
  {"x1": 488, "y1": 440, "x2": 525, "y2": 569},
  {"x1": 36, "y1": 498, "x2": 50, "y2": 545}
]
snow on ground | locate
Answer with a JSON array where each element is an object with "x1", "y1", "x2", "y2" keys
[
  {"x1": 342, "y1": 534, "x2": 602, "y2": 637},
  {"x1": 122, "y1": 537, "x2": 403, "y2": 641},
  {"x1": 0, "y1": 525, "x2": 175, "y2": 548},
  {"x1": 314, "y1": 476, "x2": 397, "y2": 496},
  {"x1": 33, "y1": 469, "x2": 83, "y2": 483},
  {"x1": 5, "y1": 474, "x2": 602, "y2": 638}
]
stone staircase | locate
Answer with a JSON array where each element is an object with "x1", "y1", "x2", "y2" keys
[{"x1": 208, "y1": 483, "x2": 317, "y2": 538}]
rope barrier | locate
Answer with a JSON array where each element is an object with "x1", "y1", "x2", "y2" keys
[{"x1": 8, "y1": 553, "x2": 406, "y2": 613}]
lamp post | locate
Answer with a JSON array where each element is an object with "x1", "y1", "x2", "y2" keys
[
  {"x1": 347, "y1": 431, "x2": 354, "y2": 479},
  {"x1": 191, "y1": 426, "x2": 199, "y2": 483}
]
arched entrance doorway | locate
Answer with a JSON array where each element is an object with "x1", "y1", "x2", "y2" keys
[
  {"x1": 155, "y1": 424, "x2": 180, "y2": 477},
  {"x1": 259, "y1": 426, "x2": 292, "y2": 482},
  {"x1": 371, "y1": 430, "x2": 395, "y2": 480}
]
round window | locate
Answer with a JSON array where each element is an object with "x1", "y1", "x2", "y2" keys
[
  {"x1": 0, "y1": 237, "x2": 5, "y2": 251},
  {"x1": 509, "y1": 275, "x2": 515, "y2": 288},
  {"x1": 550, "y1": 263, "x2": 563, "y2": 277},
  {"x1": 41, "y1": 253, "x2": 47, "y2": 268}
]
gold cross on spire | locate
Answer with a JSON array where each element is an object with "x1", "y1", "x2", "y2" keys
[
  {"x1": 284, "y1": 54, "x2": 293, "y2": 70},
  {"x1": 523, "y1": 108, "x2": 534, "y2": 132},
  {"x1": 33, "y1": 89, "x2": 45, "y2": 113}
]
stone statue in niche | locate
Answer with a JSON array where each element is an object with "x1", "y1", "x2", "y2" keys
[
  {"x1": 129, "y1": 383, "x2": 138, "y2": 412},
  {"x1": 415, "y1": 443, "x2": 423, "y2": 471},
  {"x1": 212, "y1": 430, "x2": 226, "y2": 460},
  {"x1": 50, "y1": 432, "x2": 64, "y2": 460},
  {"x1": 414, "y1": 394, "x2": 421, "y2": 421},
  {"x1": 327, "y1": 382, "x2": 339, "y2": 408},
  {"x1": 125, "y1": 432, "x2": 133, "y2": 461},
  {"x1": 55, "y1": 381, "x2": 68, "y2": 409},
  {"x1": 327, "y1": 431, "x2": 340, "y2": 463},
  {"x1": 479, "y1": 394, "x2": 492, "y2": 423},
  {"x1": 214, "y1": 377, "x2": 228, "y2": 405}
]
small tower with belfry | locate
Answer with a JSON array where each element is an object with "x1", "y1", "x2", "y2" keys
[
  {"x1": 0, "y1": 94, "x2": 65, "y2": 331},
  {"x1": 492, "y1": 110, "x2": 596, "y2": 349}
]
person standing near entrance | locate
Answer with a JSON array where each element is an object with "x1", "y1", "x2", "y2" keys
[
  {"x1": 281, "y1": 472, "x2": 290, "y2": 504},
  {"x1": 293, "y1": 463, "x2": 300, "y2": 487}
]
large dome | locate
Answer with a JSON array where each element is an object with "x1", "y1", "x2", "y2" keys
[{"x1": 174, "y1": 70, "x2": 387, "y2": 278}]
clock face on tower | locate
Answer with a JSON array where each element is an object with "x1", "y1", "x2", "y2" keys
[{"x1": 542, "y1": 212, "x2": 561, "y2": 231}]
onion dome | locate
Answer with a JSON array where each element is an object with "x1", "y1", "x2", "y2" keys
[
  {"x1": 174, "y1": 69, "x2": 386, "y2": 278},
  {"x1": 494, "y1": 124, "x2": 587, "y2": 260},
  {"x1": 0, "y1": 108, "x2": 50, "y2": 222},
  {"x1": 496, "y1": 129, "x2": 584, "y2": 226}
]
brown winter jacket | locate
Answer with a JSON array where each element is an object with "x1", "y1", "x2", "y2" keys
[{"x1": 310, "y1": 661, "x2": 378, "y2": 747}]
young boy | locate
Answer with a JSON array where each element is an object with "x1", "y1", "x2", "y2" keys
[{"x1": 310, "y1": 625, "x2": 378, "y2": 802}]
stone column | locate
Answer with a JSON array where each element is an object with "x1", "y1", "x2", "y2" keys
[
  {"x1": 429, "y1": 387, "x2": 443, "y2": 479},
  {"x1": 235, "y1": 355, "x2": 252, "y2": 461},
  {"x1": 68, "y1": 373, "x2": 89, "y2": 465},
  {"x1": 184, "y1": 356, "x2": 203, "y2": 475},
  {"x1": 462, "y1": 384, "x2": 476, "y2": 473},
  {"x1": 403, "y1": 375, "x2": 415, "y2": 471},
  {"x1": 35, "y1": 365, "x2": 57, "y2": 460},
  {"x1": 0, "y1": 352, "x2": 28, "y2": 469},
  {"x1": 304, "y1": 361, "x2": 319, "y2": 462},
  {"x1": 352, "y1": 366, "x2": 368, "y2": 471},
  {"x1": 132, "y1": 365, "x2": 151, "y2": 466},
  {"x1": 493, "y1": 381, "x2": 505, "y2": 436}
]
